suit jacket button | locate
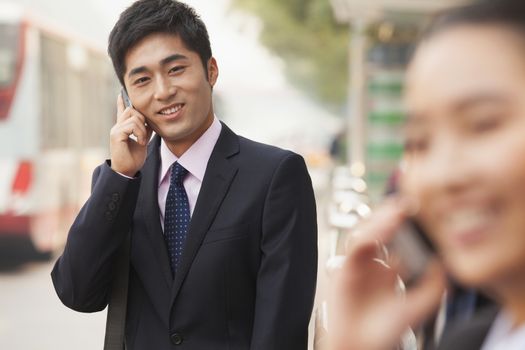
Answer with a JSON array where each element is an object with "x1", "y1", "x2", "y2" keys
[
  {"x1": 108, "y1": 201, "x2": 117, "y2": 211},
  {"x1": 170, "y1": 332, "x2": 183, "y2": 345},
  {"x1": 111, "y1": 193, "x2": 120, "y2": 202}
]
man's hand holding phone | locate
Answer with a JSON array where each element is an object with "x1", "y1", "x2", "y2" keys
[{"x1": 110, "y1": 91, "x2": 153, "y2": 177}]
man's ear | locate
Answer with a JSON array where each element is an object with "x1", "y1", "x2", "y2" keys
[{"x1": 207, "y1": 57, "x2": 219, "y2": 87}]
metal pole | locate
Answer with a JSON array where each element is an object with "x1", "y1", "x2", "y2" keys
[{"x1": 348, "y1": 19, "x2": 367, "y2": 177}]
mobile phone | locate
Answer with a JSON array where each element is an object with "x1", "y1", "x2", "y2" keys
[
  {"x1": 388, "y1": 218, "x2": 435, "y2": 286},
  {"x1": 120, "y1": 88, "x2": 140, "y2": 142},
  {"x1": 121, "y1": 88, "x2": 133, "y2": 108}
]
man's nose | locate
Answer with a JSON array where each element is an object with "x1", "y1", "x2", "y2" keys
[{"x1": 154, "y1": 77, "x2": 176, "y2": 101}]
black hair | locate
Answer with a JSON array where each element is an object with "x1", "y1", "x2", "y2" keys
[
  {"x1": 108, "y1": 0, "x2": 212, "y2": 87},
  {"x1": 422, "y1": 0, "x2": 525, "y2": 42}
]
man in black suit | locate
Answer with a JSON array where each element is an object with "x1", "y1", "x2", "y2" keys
[{"x1": 51, "y1": 1, "x2": 318, "y2": 349}]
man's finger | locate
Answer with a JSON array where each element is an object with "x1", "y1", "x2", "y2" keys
[
  {"x1": 129, "y1": 119, "x2": 149, "y2": 145},
  {"x1": 117, "y1": 104, "x2": 147, "y2": 128},
  {"x1": 121, "y1": 118, "x2": 148, "y2": 145},
  {"x1": 116, "y1": 93, "x2": 126, "y2": 120},
  {"x1": 132, "y1": 111, "x2": 146, "y2": 125}
]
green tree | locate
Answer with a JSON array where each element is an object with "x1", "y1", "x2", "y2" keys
[{"x1": 231, "y1": 0, "x2": 349, "y2": 112}]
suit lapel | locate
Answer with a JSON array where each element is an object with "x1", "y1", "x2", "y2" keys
[
  {"x1": 139, "y1": 135, "x2": 173, "y2": 289},
  {"x1": 437, "y1": 305, "x2": 499, "y2": 350},
  {"x1": 170, "y1": 123, "x2": 240, "y2": 304}
]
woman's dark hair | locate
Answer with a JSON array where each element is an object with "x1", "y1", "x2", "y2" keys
[
  {"x1": 108, "y1": 0, "x2": 212, "y2": 87},
  {"x1": 422, "y1": 0, "x2": 525, "y2": 42}
]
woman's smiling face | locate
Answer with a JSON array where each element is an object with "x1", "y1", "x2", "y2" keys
[{"x1": 402, "y1": 24, "x2": 525, "y2": 290}]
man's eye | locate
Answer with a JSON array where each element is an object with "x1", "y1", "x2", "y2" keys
[
  {"x1": 133, "y1": 77, "x2": 149, "y2": 85},
  {"x1": 169, "y1": 66, "x2": 185, "y2": 74}
]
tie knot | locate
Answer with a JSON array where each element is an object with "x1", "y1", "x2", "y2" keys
[{"x1": 170, "y1": 162, "x2": 188, "y2": 185}]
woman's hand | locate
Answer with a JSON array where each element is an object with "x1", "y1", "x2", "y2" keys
[{"x1": 327, "y1": 199, "x2": 446, "y2": 350}]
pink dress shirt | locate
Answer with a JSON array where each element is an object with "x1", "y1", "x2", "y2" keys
[{"x1": 157, "y1": 117, "x2": 222, "y2": 230}]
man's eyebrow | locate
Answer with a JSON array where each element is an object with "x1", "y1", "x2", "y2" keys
[
  {"x1": 128, "y1": 66, "x2": 148, "y2": 78},
  {"x1": 127, "y1": 54, "x2": 189, "y2": 78},
  {"x1": 160, "y1": 53, "x2": 188, "y2": 66}
]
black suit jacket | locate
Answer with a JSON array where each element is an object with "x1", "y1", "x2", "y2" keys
[
  {"x1": 52, "y1": 123, "x2": 318, "y2": 349},
  {"x1": 436, "y1": 305, "x2": 499, "y2": 350}
]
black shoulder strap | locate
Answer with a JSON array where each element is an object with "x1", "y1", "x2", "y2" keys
[{"x1": 103, "y1": 232, "x2": 131, "y2": 350}]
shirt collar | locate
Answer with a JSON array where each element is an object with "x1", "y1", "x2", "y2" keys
[
  {"x1": 482, "y1": 311, "x2": 525, "y2": 349},
  {"x1": 159, "y1": 116, "x2": 222, "y2": 185}
]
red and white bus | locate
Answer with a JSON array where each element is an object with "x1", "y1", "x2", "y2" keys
[{"x1": 0, "y1": 3, "x2": 117, "y2": 259}]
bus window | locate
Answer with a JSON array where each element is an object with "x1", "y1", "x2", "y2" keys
[
  {"x1": 40, "y1": 34, "x2": 68, "y2": 149},
  {"x1": 0, "y1": 23, "x2": 21, "y2": 120},
  {"x1": 0, "y1": 23, "x2": 18, "y2": 87}
]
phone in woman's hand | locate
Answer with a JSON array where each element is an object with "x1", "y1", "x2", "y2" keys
[{"x1": 389, "y1": 218, "x2": 436, "y2": 287}]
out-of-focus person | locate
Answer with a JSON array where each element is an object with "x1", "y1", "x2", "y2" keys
[{"x1": 328, "y1": 0, "x2": 525, "y2": 349}]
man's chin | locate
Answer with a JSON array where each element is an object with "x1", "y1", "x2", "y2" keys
[{"x1": 159, "y1": 129, "x2": 197, "y2": 145}]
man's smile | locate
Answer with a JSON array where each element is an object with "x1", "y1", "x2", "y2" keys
[{"x1": 158, "y1": 103, "x2": 185, "y2": 119}]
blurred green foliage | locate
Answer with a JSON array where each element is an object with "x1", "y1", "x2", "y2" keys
[{"x1": 231, "y1": 0, "x2": 349, "y2": 112}]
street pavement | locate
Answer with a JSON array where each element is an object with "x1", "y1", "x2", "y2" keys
[{"x1": 0, "y1": 258, "x2": 106, "y2": 349}]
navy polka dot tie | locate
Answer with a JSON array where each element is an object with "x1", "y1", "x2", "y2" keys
[{"x1": 164, "y1": 162, "x2": 190, "y2": 276}]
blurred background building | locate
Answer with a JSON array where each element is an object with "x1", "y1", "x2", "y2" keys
[
  {"x1": 326, "y1": 0, "x2": 464, "y2": 201},
  {"x1": 0, "y1": 0, "x2": 465, "y2": 349}
]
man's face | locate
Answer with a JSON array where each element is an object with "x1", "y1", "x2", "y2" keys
[
  {"x1": 402, "y1": 25, "x2": 525, "y2": 291},
  {"x1": 123, "y1": 32, "x2": 218, "y2": 155}
]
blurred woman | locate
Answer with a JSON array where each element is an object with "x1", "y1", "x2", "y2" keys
[{"x1": 329, "y1": 1, "x2": 525, "y2": 349}]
